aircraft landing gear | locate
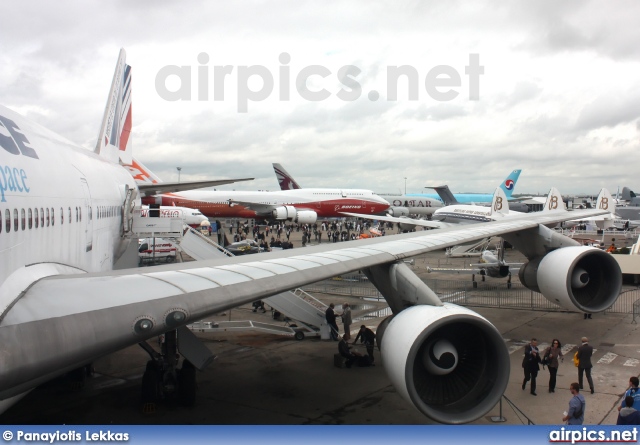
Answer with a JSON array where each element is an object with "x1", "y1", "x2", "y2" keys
[
  {"x1": 139, "y1": 329, "x2": 198, "y2": 410},
  {"x1": 507, "y1": 273, "x2": 512, "y2": 289}
]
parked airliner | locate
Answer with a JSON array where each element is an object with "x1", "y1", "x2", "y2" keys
[{"x1": 133, "y1": 159, "x2": 390, "y2": 223}]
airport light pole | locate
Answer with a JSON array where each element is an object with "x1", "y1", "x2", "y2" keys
[
  {"x1": 404, "y1": 177, "x2": 407, "y2": 195},
  {"x1": 177, "y1": 167, "x2": 182, "y2": 183}
]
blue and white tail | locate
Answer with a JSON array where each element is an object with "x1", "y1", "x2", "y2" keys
[
  {"x1": 94, "y1": 48, "x2": 133, "y2": 166},
  {"x1": 499, "y1": 169, "x2": 521, "y2": 199}
]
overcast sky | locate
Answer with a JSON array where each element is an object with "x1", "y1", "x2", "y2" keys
[{"x1": 2, "y1": 0, "x2": 639, "y2": 195}]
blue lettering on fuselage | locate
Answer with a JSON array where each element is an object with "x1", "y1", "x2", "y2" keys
[
  {"x1": 0, "y1": 115, "x2": 39, "y2": 159},
  {"x1": 0, "y1": 164, "x2": 30, "y2": 202}
]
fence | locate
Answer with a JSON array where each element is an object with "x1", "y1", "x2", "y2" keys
[{"x1": 302, "y1": 274, "x2": 640, "y2": 316}]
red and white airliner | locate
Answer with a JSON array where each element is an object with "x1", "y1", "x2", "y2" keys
[{"x1": 131, "y1": 159, "x2": 390, "y2": 223}]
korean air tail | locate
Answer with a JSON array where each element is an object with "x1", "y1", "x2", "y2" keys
[
  {"x1": 499, "y1": 169, "x2": 521, "y2": 199},
  {"x1": 273, "y1": 163, "x2": 302, "y2": 190},
  {"x1": 94, "y1": 48, "x2": 133, "y2": 166}
]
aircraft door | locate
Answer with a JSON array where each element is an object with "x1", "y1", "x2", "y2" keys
[{"x1": 80, "y1": 178, "x2": 93, "y2": 252}]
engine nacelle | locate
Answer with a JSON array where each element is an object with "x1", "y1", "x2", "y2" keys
[
  {"x1": 272, "y1": 205, "x2": 296, "y2": 221},
  {"x1": 518, "y1": 246, "x2": 622, "y2": 313},
  {"x1": 294, "y1": 210, "x2": 317, "y2": 224},
  {"x1": 380, "y1": 304, "x2": 510, "y2": 424},
  {"x1": 388, "y1": 207, "x2": 410, "y2": 217},
  {"x1": 271, "y1": 206, "x2": 317, "y2": 224}
]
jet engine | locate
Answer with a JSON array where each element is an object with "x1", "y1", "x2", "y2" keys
[
  {"x1": 379, "y1": 303, "x2": 510, "y2": 424},
  {"x1": 387, "y1": 207, "x2": 410, "y2": 217},
  {"x1": 518, "y1": 246, "x2": 622, "y2": 313},
  {"x1": 271, "y1": 206, "x2": 317, "y2": 224}
]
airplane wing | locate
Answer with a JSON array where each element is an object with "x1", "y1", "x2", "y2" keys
[
  {"x1": 0, "y1": 203, "x2": 611, "y2": 400},
  {"x1": 341, "y1": 212, "x2": 450, "y2": 229},
  {"x1": 138, "y1": 178, "x2": 254, "y2": 197},
  {"x1": 227, "y1": 199, "x2": 279, "y2": 215}
]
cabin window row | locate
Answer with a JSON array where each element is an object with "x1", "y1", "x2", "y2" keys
[{"x1": 1, "y1": 205, "x2": 120, "y2": 233}]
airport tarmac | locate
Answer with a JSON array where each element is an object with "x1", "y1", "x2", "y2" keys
[{"x1": 2, "y1": 226, "x2": 639, "y2": 425}]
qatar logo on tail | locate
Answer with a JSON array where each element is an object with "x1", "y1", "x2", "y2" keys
[
  {"x1": 504, "y1": 179, "x2": 515, "y2": 191},
  {"x1": 273, "y1": 163, "x2": 301, "y2": 190}
]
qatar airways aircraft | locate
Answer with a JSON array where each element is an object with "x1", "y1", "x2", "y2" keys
[
  {"x1": 131, "y1": 159, "x2": 390, "y2": 223},
  {"x1": 0, "y1": 49, "x2": 622, "y2": 424}
]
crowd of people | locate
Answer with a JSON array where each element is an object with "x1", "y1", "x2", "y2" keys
[
  {"x1": 521, "y1": 335, "x2": 639, "y2": 425},
  {"x1": 226, "y1": 219, "x2": 395, "y2": 251}
]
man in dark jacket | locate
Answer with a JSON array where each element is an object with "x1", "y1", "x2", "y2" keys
[
  {"x1": 325, "y1": 303, "x2": 339, "y2": 341},
  {"x1": 353, "y1": 325, "x2": 376, "y2": 363},
  {"x1": 522, "y1": 338, "x2": 541, "y2": 396},
  {"x1": 577, "y1": 336, "x2": 595, "y2": 394}
]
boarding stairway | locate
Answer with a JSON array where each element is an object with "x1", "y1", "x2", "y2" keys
[
  {"x1": 445, "y1": 238, "x2": 490, "y2": 257},
  {"x1": 176, "y1": 225, "x2": 234, "y2": 260},
  {"x1": 148, "y1": 223, "x2": 330, "y2": 339}
]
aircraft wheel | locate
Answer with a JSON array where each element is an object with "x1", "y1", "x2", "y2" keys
[
  {"x1": 294, "y1": 331, "x2": 305, "y2": 341},
  {"x1": 141, "y1": 360, "x2": 162, "y2": 405},
  {"x1": 472, "y1": 281, "x2": 478, "y2": 289},
  {"x1": 507, "y1": 283, "x2": 512, "y2": 289},
  {"x1": 178, "y1": 360, "x2": 197, "y2": 407}
]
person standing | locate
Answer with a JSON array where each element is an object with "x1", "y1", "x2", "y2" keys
[
  {"x1": 325, "y1": 303, "x2": 339, "y2": 341},
  {"x1": 522, "y1": 338, "x2": 541, "y2": 396},
  {"x1": 577, "y1": 336, "x2": 595, "y2": 394},
  {"x1": 563, "y1": 382, "x2": 586, "y2": 425},
  {"x1": 341, "y1": 303, "x2": 352, "y2": 341},
  {"x1": 542, "y1": 338, "x2": 564, "y2": 393}
]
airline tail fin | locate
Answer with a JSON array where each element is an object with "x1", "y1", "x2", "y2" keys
[
  {"x1": 94, "y1": 48, "x2": 133, "y2": 166},
  {"x1": 499, "y1": 169, "x2": 521, "y2": 199},
  {"x1": 429, "y1": 185, "x2": 459, "y2": 205},
  {"x1": 621, "y1": 187, "x2": 636, "y2": 201},
  {"x1": 542, "y1": 187, "x2": 565, "y2": 212},
  {"x1": 595, "y1": 188, "x2": 614, "y2": 213},
  {"x1": 127, "y1": 156, "x2": 162, "y2": 186},
  {"x1": 273, "y1": 163, "x2": 302, "y2": 190},
  {"x1": 489, "y1": 187, "x2": 509, "y2": 216}
]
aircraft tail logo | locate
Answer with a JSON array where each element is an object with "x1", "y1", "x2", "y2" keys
[
  {"x1": 490, "y1": 187, "x2": 509, "y2": 216},
  {"x1": 273, "y1": 163, "x2": 302, "y2": 190},
  {"x1": 504, "y1": 179, "x2": 514, "y2": 191},
  {"x1": 127, "y1": 157, "x2": 162, "y2": 185}
]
